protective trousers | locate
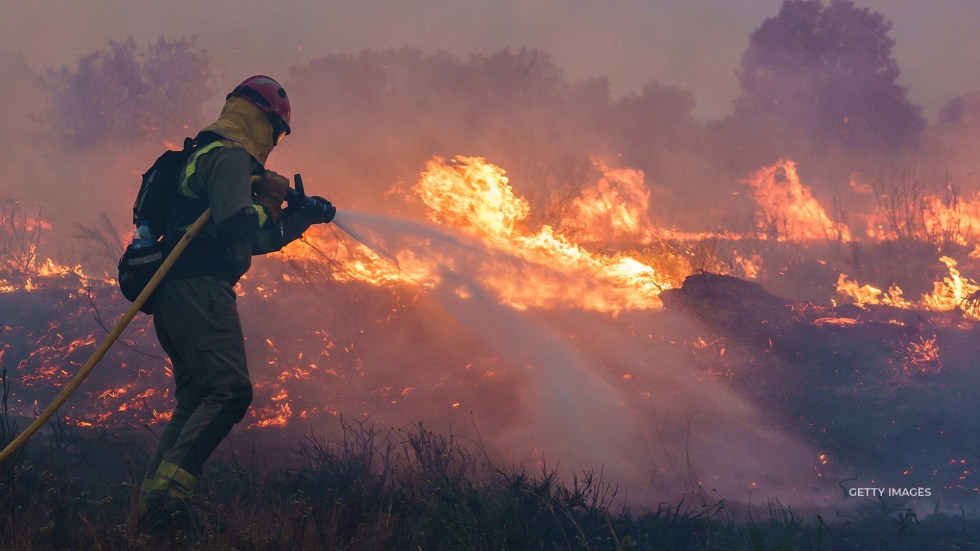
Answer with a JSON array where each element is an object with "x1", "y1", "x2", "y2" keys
[{"x1": 140, "y1": 276, "x2": 252, "y2": 508}]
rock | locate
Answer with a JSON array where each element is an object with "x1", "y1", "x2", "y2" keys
[{"x1": 661, "y1": 272, "x2": 795, "y2": 336}]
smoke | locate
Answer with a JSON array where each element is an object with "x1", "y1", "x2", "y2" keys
[
  {"x1": 4, "y1": 0, "x2": 980, "y2": 512},
  {"x1": 332, "y1": 209, "x2": 829, "y2": 503},
  {"x1": 5, "y1": 2, "x2": 980, "y2": 256},
  {"x1": 0, "y1": 53, "x2": 44, "y2": 203}
]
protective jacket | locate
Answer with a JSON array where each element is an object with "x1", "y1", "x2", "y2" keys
[{"x1": 165, "y1": 96, "x2": 292, "y2": 284}]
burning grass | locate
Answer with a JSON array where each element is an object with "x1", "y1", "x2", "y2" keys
[
  {"x1": 4, "y1": 257, "x2": 980, "y2": 548},
  {"x1": 6, "y1": 156, "x2": 980, "y2": 547}
]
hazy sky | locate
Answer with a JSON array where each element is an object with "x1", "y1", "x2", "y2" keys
[{"x1": 3, "y1": 0, "x2": 979, "y2": 120}]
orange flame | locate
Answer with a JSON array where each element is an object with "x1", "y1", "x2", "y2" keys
[
  {"x1": 835, "y1": 274, "x2": 912, "y2": 308},
  {"x1": 744, "y1": 160, "x2": 851, "y2": 241},
  {"x1": 561, "y1": 160, "x2": 656, "y2": 244},
  {"x1": 23, "y1": 154, "x2": 980, "y2": 433},
  {"x1": 413, "y1": 156, "x2": 675, "y2": 313},
  {"x1": 275, "y1": 155, "x2": 681, "y2": 314},
  {"x1": 837, "y1": 257, "x2": 980, "y2": 321},
  {"x1": 922, "y1": 256, "x2": 980, "y2": 320}
]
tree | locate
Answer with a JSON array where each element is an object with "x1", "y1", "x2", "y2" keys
[
  {"x1": 43, "y1": 37, "x2": 212, "y2": 148},
  {"x1": 734, "y1": 0, "x2": 924, "y2": 154}
]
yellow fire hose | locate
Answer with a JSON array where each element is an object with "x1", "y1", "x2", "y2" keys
[{"x1": 0, "y1": 208, "x2": 212, "y2": 464}]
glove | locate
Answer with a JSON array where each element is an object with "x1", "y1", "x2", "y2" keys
[
  {"x1": 281, "y1": 207, "x2": 316, "y2": 243},
  {"x1": 281, "y1": 196, "x2": 336, "y2": 243},
  {"x1": 253, "y1": 170, "x2": 290, "y2": 222},
  {"x1": 303, "y1": 195, "x2": 336, "y2": 224}
]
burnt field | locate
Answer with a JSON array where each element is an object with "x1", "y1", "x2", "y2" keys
[
  {"x1": 6, "y1": 1, "x2": 980, "y2": 547},
  {"x1": 5, "y1": 195, "x2": 980, "y2": 548}
]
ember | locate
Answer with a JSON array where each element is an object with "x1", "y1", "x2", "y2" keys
[
  {"x1": 7, "y1": 149, "x2": 980, "y2": 510},
  {"x1": 6, "y1": 18, "x2": 980, "y2": 520}
]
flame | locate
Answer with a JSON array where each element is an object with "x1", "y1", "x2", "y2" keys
[
  {"x1": 416, "y1": 156, "x2": 531, "y2": 238},
  {"x1": 269, "y1": 156, "x2": 911, "y2": 320},
  {"x1": 413, "y1": 156, "x2": 674, "y2": 313},
  {"x1": 837, "y1": 257, "x2": 980, "y2": 321},
  {"x1": 10, "y1": 154, "x2": 980, "y2": 436},
  {"x1": 835, "y1": 274, "x2": 912, "y2": 308},
  {"x1": 275, "y1": 227, "x2": 429, "y2": 290},
  {"x1": 1, "y1": 256, "x2": 96, "y2": 294},
  {"x1": 922, "y1": 195, "x2": 968, "y2": 244},
  {"x1": 734, "y1": 253, "x2": 763, "y2": 280},
  {"x1": 923, "y1": 256, "x2": 980, "y2": 320},
  {"x1": 561, "y1": 160, "x2": 656, "y2": 244},
  {"x1": 744, "y1": 160, "x2": 851, "y2": 241},
  {"x1": 249, "y1": 390, "x2": 293, "y2": 428},
  {"x1": 275, "y1": 155, "x2": 680, "y2": 314}
]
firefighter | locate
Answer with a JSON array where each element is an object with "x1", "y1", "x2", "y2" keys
[{"x1": 138, "y1": 75, "x2": 335, "y2": 527}]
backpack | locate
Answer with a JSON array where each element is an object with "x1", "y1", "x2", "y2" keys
[{"x1": 117, "y1": 135, "x2": 214, "y2": 314}]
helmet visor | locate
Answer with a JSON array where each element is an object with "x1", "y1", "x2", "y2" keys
[{"x1": 269, "y1": 114, "x2": 289, "y2": 146}]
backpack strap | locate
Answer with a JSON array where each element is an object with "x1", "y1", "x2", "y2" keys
[
  {"x1": 179, "y1": 141, "x2": 226, "y2": 200},
  {"x1": 162, "y1": 133, "x2": 263, "y2": 283}
]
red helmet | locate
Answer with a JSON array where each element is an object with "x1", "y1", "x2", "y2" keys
[{"x1": 227, "y1": 75, "x2": 291, "y2": 143}]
